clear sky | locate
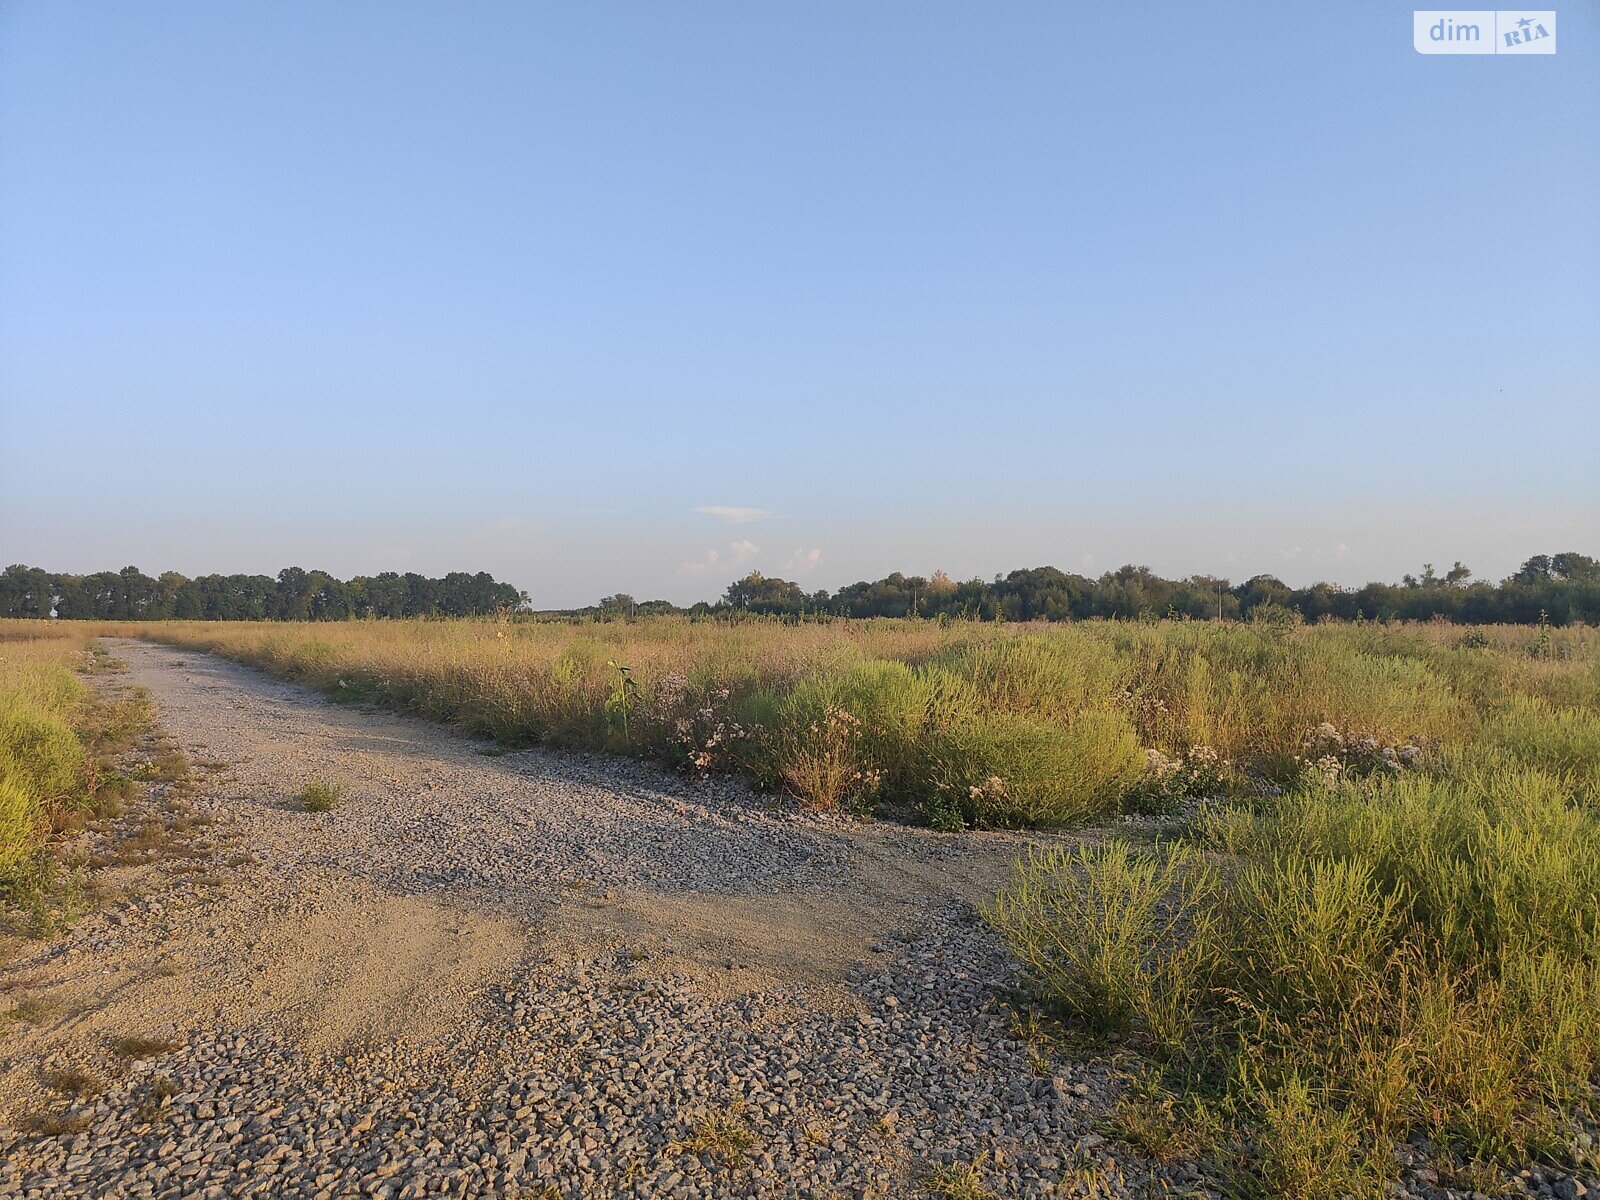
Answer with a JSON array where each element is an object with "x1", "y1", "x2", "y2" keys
[{"x1": 2, "y1": 2, "x2": 1595, "y2": 607}]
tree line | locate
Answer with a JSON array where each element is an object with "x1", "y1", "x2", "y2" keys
[
  {"x1": 583, "y1": 552, "x2": 1598, "y2": 625},
  {"x1": 0, "y1": 565, "x2": 526, "y2": 620},
  {"x1": 7, "y1": 552, "x2": 1596, "y2": 624}
]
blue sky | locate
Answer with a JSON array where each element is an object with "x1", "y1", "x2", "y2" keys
[{"x1": 2, "y1": 2, "x2": 1595, "y2": 607}]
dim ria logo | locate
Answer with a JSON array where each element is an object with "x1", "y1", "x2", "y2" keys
[{"x1": 1414, "y1": 10, "x2": 1556, "y2": 53}]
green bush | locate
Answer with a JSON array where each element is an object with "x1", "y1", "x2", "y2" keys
[
  {"x1": 985, "y1": 842, "x2": 1219, "y2": 1052},
  {"x1": 775, "y1": 660, "x2": 942, "y2": 799},
  {"x1": 928, "y1": 709, "x2": 1141, "y2": 826}
]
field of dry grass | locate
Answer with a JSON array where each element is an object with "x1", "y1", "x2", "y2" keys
[{"x1": 123, "y1": 616, "x2": 1598, "y2": 825}]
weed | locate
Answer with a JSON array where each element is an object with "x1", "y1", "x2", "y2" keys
[
  {"x1": 0, "y1": 971, "x2": 48, "y2": 994},
  {"x1": 5, "y1": 996, "x2": 57, "y2": 1025},
  {"x1": 298, "y1": 780, "x2": 343, "y2": 812},
  {"x1": 42, "y1": 1066, "x2": 102, "y2": 1098},
  {"x1": 675, "y1": 1102, "x2": 759, "y2": 1166},
  {"x1": 1025, "y1": 1044, "x2": 1051, "y2": 1077},
  {"x1": 17, "y1": 1110, "x2": 92, "y2": 1137},
  {"x1": 985, "y1": 842, "x2": 1219, "y2": 1055},
  {"x1": 1108, "y1": 1067, "x2": 1224, "y2": 1162},
  {"x1": 111, "y1": 1033, "x2": 180, "y2": 1059},
  {"x1": 991, "y1": 703, "x2": 1600, "y2": 1192},
  {"x1": 133, "y1": 1073, "x2": 179, "y2": 1123},
  {"x1": 605, "y1": 659, "x2": 638, "y2": 744},
  {"x1": 922, "y1": 1155, "x2": 997, "y2": 1200}
]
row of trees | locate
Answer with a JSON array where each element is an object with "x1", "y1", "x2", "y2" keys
[
  {"x1": 703, "y1": 553, "x2": 1600, "y2": 625},
  {"x1": 0, "y1": 565, "x2": 526, "y2": 621},
  {"x1": 8, "y1": 552, "x2": 1596, "y2": 624}
]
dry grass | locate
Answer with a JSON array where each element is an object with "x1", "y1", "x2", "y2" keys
[
  {"x1": 675, "y1": 1102, "x2": 759, "y2": 1166},
  {"x1": 4, "y1": 995, "x2": 58, "y2": 1025},
  {"x1": 41, "y1": 1065, "x2": 103, "y2": 1098},
  {"x1": 110, "y1": 1033, "x2": 180, "y2": 1059},
  {"x1": 112, "y1": 616, "x2": 1597, "y2": 828},
  {"x1": 922, "y1": 1156, "x2": 998, "y2": 1200},
  {"x1": 17, "y1": 1109, "x2": 93, "y2": 1137}
]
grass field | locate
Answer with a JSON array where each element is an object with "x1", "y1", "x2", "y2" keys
[{"x1": 132, "y1": 616, "x2": 1595, "y2": 826}]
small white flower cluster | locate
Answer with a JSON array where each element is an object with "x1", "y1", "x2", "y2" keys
[
  {"x1": 968, "y1": 774, "x2": 1007, "y2": 803},
  {"x1": 1115, "y1": 687, "x2": 1171, "y2": 727},
  {"x1": 1137, "y1": 743, "x2": 1231, "y2": 805},
  {"x1": 1297, "y1": 722, "x2": 1425, "y2": 786},
  {"x1": 644, "y1": 676, "x2": 750, "y2": 776}
]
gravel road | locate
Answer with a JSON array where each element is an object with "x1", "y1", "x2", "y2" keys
[{"x1": 0, "y1": 640, "x2": 1172, "y2": 1199}]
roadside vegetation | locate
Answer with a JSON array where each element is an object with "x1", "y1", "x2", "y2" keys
[
  {"x1": 6, "y1": 614, "x2": 1599, "y2": 1193},
  {"x1": 128, "y1": 617, "x2": 1594, "y2": 830},
  {"x1": 986, "y1": 630, "x2": 1600, "y2": 1195},
  {"x1": 298, "y1": 780, "x2": 343, "y2": 812},
  {"x1": 0, "y1": 623, "x2": 148, "y2": 933}
]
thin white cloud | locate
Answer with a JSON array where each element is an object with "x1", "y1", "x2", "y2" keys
[
  {"x1": 695, "y1": 505, "x2": 772, "y2": 524},
  {"x1": 781, "y1": 547, "x2": 823, "y2": 576},
  {"x1": 680, "y1": 540, "x2": 759, "y2": 578}
]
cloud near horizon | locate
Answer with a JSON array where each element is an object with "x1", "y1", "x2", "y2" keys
[
  {"x1": 679, "y1": 539, "x2": 762, "y2": 579},
  {"x1": 781, "y1": 547, "x2": 823, "y2": 577},
  {"x1": 694, "y1": 506, "x2": 771, "y2": 524}
]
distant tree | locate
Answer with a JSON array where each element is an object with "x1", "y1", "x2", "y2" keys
[
  {"x1": 723, "y1": 572, "x2": 808, "y2": 614},
  {"x1": 1551, "y1": 552, "x2": 1600, "y2": 582},
  {"x1": 1513, "y1": 555, "x2": 1553, "y2": 584},
  {"x1": 0, "y1": 565, "x2": 54, "y2": 617}
]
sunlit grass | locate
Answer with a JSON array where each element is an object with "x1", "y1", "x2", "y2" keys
[{"x1": 120, "y1": 616, "x2": 1597, "y2": 829}]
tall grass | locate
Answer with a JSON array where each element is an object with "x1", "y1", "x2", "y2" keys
[
  {"x1": 0, "y1": 625, "x2": 98, "y2": 895},
  {"x1": 131, "y1": 617, "x2": 1597, "y2": 828},
  {"x1": 989, "y1": 715, "x2": 1600, "y2": 1192}
]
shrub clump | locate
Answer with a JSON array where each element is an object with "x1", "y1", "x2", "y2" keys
[{"x1": 926, "y1": 710, "x2": 1142, "y2": 827}]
